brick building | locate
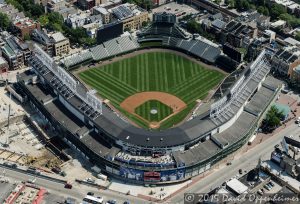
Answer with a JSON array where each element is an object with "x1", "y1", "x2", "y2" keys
[{"x1": 14, "y1": 19, "x2": 41, "y2": 40}]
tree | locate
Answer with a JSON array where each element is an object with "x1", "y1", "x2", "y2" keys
[
  {"x1": 215, "y1": 0, "x2": 222, "y2": 5},
  {"x1": 257, "y1": 6, "x2": 265, "y2": 14},
  {"x1": 38, "y1": 15, "x2": 49, "y2": 27},
  {"x1": 0, "y1": 13, "x2": 10, "y2": 30},
  {"x1": 270, "y1": 4, "x2": 287, "y2": 20},
  {"x1": 226, "y1": 0, "x2": 235, "y2": 8},
  {"x1": 295, "y1": 32, "x2": 300, "y2": 41},
  {"x1": 29, "y1": 4, "x2": 44, "y2": 17},
  {"x1": 186, "y1": 20, "x2": 201, "y2": 34},
  {"x1": 235, "y1": 0, "x2": 251, "y2": 11},
  {"x1": 262, "y1": 105, "x2": 284, "y2": 132},
  {"x1": 279, "y1": 13, "x2": 300, "y2": 28},
  {"x1": 23, "y1": 33, "x2": 31, "y2": 41},
  {"x1": 142, "y1": 21, "x2": 148, "y2": 27}
]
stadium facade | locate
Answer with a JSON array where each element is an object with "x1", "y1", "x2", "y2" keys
[{"x1": 16, "y1": 14, "x2": 282, "y2": 184}]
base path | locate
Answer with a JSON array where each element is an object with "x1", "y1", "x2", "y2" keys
[
  {"x1": 121, "y1": 92, "x2": 186, "y2": 113},
  {"x1": 120, "y1": 92, "x2": 187, "y2": 128}
]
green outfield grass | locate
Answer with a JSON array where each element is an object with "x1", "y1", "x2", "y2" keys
[
  {"x1": 135, "y1": 100, "x2": 173, "y2": 122},
  {"x1": 79, "y1": 52, "x2": 225, "y2": 129}
]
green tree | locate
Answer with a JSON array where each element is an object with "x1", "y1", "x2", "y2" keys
[
  {"x1": 226, "y1": 0, "x2": 235, "y2": 8},
  {"x1": 263, "y1": 105, "x2": 284, "y2": 131},
  {"x1": 235, "y1": 0, "x2": 251, "y2": 11},
  {"x1": 29, "y1": 4, "x2": 44, "y2": 17},
  {"x1": 279, "y1": 13, "x2": 300, "y2": 28},
  {"x1": 0, "y1": 13, "x2": 10, "y2": 30},
  {"x1": 23, "y1": 33, "x2": 31, "y2": 41},
  {"x1": 215, "y1": 0, "x2": 222, "y2": 5},
  {"x1": 270, "y1": 4, "x2": 287, "y2": 20},
  {"x1": 81, "y1": 37, "x2": 96, "y2": 46},
  {"x1": 257, "y1": 6, "x2": 269, "y2": 16},
  {"x1": 38, "y1": 15, "x2": 49, "y2": 27},
  {"x1": 142, "y1": 21, "x2": 148, "y2": 27},
  {"x1": 295, "y1": 32, "x2": 300, "y2": 41},
  {"x1": 186, "y1": 20, "x2": 201, "y2": 34}
]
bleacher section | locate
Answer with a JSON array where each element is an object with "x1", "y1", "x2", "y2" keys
[
  {"x1": 162, "y1": 37, "x2": 221, "y2": 63},
  {"x1": 138, "y1": 23, "x2": 188, "y2": 40},
  {"x1": 62, "y1": 35, "x2": 140, "y2": 68},
  {"x1": 63, "y1": 50, "x2": 93, "y2": 68}
]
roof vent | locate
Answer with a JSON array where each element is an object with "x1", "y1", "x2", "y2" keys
[
  {"x1": 126, "y1": 136, "x2": 130, "y2": 140},
  {"x1": 160, "y1": 138, "x2": 163, "y2": 141},
  {"x1": 147, "y1": 138, "x2": 150, "y2": 141}
]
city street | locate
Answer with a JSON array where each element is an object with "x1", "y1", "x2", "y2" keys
[
  {"x1": 1, "y1": 122, "x2": 298, "y2": 204},
  {"x1": 0, "y1": 167, "x2": 148, "y2": 204},
  {"x1": 169, "y1": 122, "x2": 300, "y2": 204}
]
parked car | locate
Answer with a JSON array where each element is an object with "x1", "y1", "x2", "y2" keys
[
  {"x1": 264, "y1": 185, "x2": 270, "y2": 191},
  {"x1": 87, "y1": 192, "x2": 94, "y2": 196},
  {"x1": 106, "y1": 200, "x2": 117, "y2": 204},
  {"x1": 65, "y1": 183, "x2": 72, "y2": 189}
]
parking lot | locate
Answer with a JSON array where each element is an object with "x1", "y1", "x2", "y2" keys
[{"x1": 151, "y1": 2, "x2": 199, "y2": 20}]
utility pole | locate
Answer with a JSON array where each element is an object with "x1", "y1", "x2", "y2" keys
[{"x1": 7, "y1": 104, "x2": 11, "y2": 130}]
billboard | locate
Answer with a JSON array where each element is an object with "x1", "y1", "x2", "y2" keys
[
  {"x1": 97, "y1": 21, "x2": 123, "y2": 44},
  {"x1": 119, "y1": 167, "x2": 185, "y2": 182},
  {"x1": 223, "y1": 43, "x2": 244, "y2": 62},
  {"x1": 144, "y1": 171, "x2": 161, "y2": 181},
  {"x1": 160, "y1": 168, "x2": 185, "y2": 182},
  {"x1": 120, "y1": 167, "x2": 144, "y2": 181}
]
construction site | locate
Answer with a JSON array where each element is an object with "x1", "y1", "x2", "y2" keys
[{"x1": 0, "y1": 84, "x2": 66, "y2": 172}]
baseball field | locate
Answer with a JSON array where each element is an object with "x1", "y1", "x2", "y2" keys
[{"x1": 79, "y1": 51, "x2": 225, "y2": 129}]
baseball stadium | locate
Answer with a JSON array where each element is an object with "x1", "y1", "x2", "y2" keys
[
  {"x1": 77, "y1": 51, "x2": 225, "y2": 130},
  {"x1": 16, "y1": 13, "x2": 282, "y2": 184}
]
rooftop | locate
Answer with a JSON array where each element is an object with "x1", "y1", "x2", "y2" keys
[
  {"x1": 50, "y1": 32, "x2": 67, "y2": 43},
  {"x1": 284, "y1": 37, "x2": 300, "y2": 46},
  {"x1": 271, "y1": 20, "x2": 286, "y2": 27},
  {"x1": 226, "y1": 178, "x2": 248, "y2": 195},
  {"x1": 0, "y1": 56, "x2": 7, "y2": 65}
]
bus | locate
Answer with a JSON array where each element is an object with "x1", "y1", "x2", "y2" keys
[{"x1": 82, "y1": 195, "x2": 103, "y2": 204}]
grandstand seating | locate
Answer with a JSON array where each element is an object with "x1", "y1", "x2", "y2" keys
[
  {"x1": 90, "y1": 44, "x2": 109, "y2": 61},
  {"x1": 63, "y1": 50, "x2": 93, "y2": 68},
  {"x1": 138, "y1": 23, "x2": 188, "y2": 39},
  {"x1": 162, "y1": 37, "x2": 221, "y2": 63},
  {"x1": 115, "y1": 151, "x2": 176, "y2": 168},
  {"x1": 62, "y1": 35, "x2": 140, "y2": 68},
  {"x1": 209, "y1": 50, "x2": 271, "y2": 125}
]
